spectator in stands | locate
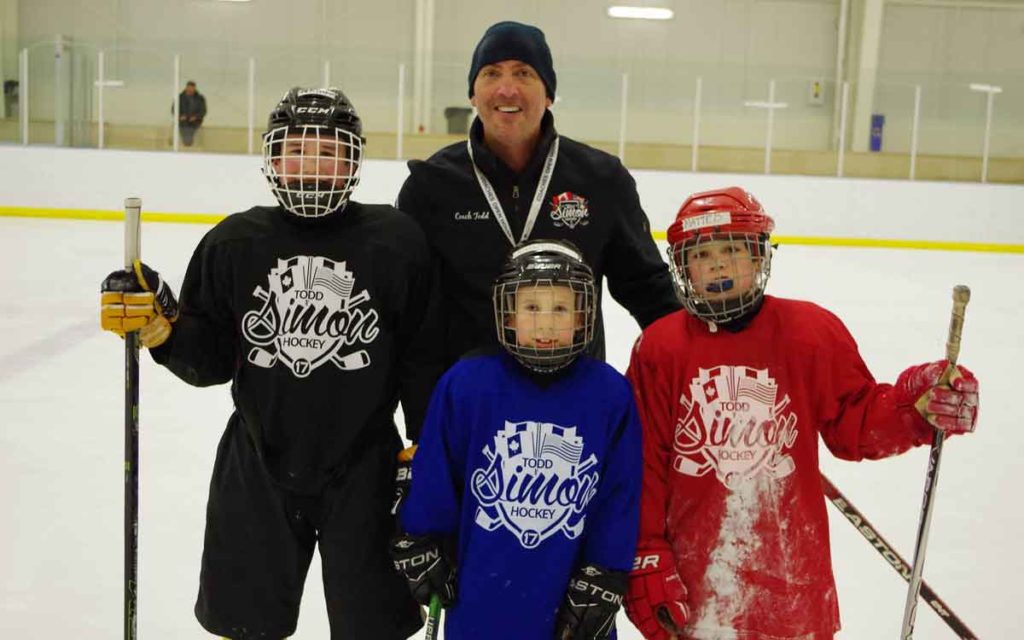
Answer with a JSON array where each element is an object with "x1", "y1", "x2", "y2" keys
[{"x1": 176, "y1": 81, "x2": 207, "y2": 147}]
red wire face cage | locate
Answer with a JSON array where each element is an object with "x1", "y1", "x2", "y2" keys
[
  {"x1": 666, "y1": 187, "x2": 776, "y2": 325},
  {"x1": 261, "y1": 87, "x2": 365, "y2": 219}
]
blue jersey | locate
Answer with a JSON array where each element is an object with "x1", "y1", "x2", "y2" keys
[{"x1": 401, "y1": 351, "x2": 641, "y2": 640}]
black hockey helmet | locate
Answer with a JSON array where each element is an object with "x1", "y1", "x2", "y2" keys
[
  {"x1": 261, "y1": 87, "x2": 365, "y2": 219},
  {"x1": 493, "y1": 239, "x2": 596, "y2": 373}
]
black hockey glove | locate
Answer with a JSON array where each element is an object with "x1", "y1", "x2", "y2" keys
[
  {"x1": 390, "y1": 533, "x2": 457, "y2": 608},
  {"x1": 555, "y1": 564, "x2": 628, "y2": 640}
]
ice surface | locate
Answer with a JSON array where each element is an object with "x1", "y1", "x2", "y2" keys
[{"x1": 1, "y1": 218, "x2": 1019, "y2": 638}]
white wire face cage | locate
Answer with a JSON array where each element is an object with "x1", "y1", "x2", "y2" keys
[
  {"x1": 261, "y1": 125, "x2": 363, "y2": 218},
  {"x1": 668, "y1": 231, "x2": 773, "y2": 325},
  {"x1": 493, "y1": 276, "x2": 596, "y2": 374}
]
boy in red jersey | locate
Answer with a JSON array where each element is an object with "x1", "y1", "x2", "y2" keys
[{"x1": 623, "y1": 187, "x2": 980, "y2": 640}]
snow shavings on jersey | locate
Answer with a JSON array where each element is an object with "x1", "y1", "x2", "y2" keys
[
  {"x1": 690, "y1": 476, "x2": 827, "y2": 640},
  {"x1": 695, "y1": 477, "x2": 761, "y2": 638}
]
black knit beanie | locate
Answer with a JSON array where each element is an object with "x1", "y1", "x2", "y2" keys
[{"x1": 467, "y1": 21, "x2": 556, "y2": 100}]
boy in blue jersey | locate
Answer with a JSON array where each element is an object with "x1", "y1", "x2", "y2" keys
[{"x1": 391, "y1": 240, "x2": 642, "y2": 640}]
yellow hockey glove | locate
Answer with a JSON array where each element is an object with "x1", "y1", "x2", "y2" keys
[{"x1": 101, "y1": 260, "x2": 179, "y2": 348}]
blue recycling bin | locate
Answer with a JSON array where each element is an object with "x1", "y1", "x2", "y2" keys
[{"x1": 870, "y1": 114, "x2": 885, "y2": 152}]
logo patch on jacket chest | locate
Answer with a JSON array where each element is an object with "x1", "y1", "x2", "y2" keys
[{"x1": 549, "y1": 192, "x2": 590, "y2": 229}]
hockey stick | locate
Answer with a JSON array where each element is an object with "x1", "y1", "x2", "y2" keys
[
  {"x1": 423, "y1": 593, "x2": 442, "y2": 640},
  {"x1": 122, "y1": 197, "x2": 142, "y2": 640},
  {"x1": 821, "y1": 474, "x2": 977, "y2": 639},
  {"x1": 900, "y1": 285, "x2": 971, "y2": 639}
]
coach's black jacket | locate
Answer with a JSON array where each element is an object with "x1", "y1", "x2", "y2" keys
[{"x1": 397, "y1": 110, "x2": 681, "y2": 366}]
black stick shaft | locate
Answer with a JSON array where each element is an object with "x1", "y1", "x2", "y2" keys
[
  {"x1": 821, "y1": 475, "x2": 978, "y2": 639},
  {"x1": 123, "y1": 198, "x2": 142, "y2": 640},
  {"x1": 125, "y1": 330, "x2": 139, "y2": 640}
]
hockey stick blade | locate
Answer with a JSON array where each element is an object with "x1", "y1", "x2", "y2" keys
[{"x1": 822, "y1": 474, "x2": 978, "y2": 639}]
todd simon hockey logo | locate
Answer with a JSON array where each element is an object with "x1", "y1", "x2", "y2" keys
[
  {"x1": 241, "y1": 255, "x2": 380, "y2": 378},
  {"x1": 549, "y1": 191, "x2": 590, "y2": 229},
  {"x1": 470, "y1": 420, "x2": 600, "y2": 549},
  {"x1": 673, "y1": 365, "x2": 798, "y2": 489}
]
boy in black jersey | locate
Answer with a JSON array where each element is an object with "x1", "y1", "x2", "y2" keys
[{"x1": 100, "y1": 87, "x2": 441, "y2": 639}]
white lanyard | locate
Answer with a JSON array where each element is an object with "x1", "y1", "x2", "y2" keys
[{"x1": 467, "y1": 136, "x2": 560, "y2": 247}]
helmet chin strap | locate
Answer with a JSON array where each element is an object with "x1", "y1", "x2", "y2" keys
[
  {"x1": 691, "y1": 289, "x2": 756, "y2": 321},
  {"x1": 693, "y1": 293, "x2": 766, "y2": 334}
]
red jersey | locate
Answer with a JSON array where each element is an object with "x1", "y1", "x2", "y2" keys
[{"x1": 626, "y1": 296, "x2": 933, "y2": 640}]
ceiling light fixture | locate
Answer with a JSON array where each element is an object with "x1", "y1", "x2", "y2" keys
[{"x1": 607, "y1": 6, "x2": 674, "y2": 20}]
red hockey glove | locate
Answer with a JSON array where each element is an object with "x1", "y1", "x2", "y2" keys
[
  {"x1": 624, "y1": 549, "x2": 689, "y2": 640},
  {"x1": 896, "y1": 360, "x2": 979, "y2": 434}
]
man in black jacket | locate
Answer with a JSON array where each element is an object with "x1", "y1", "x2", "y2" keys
[
  {"x1": 398, "y1": 21, "x2": 681, "y2": 366},
  {"x1": 177, "y1": 80, "x2": 206, "y2": 147}
]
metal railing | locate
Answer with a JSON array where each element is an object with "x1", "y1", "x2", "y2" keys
[{"x1": 4, "y1": 39, "x2": 1021, "y2": 183}]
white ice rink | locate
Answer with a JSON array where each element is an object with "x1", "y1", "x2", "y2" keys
[{"x1": 1, "y1": 213, "x2": 1021, "y2": 639}]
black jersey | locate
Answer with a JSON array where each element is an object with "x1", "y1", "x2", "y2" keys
[
  {"x1": 151, "y1": 203, "x2": 442, "y2": 493},
  {"x1": 397, "y1": 111, "x2": 681, "y2": 366}
]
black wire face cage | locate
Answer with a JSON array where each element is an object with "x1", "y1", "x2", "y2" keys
[
  {"x1": 668, "y1": 231, "x2": 773, "y2": 325},
  {"x1": 493, "y1": 275, "x2": 596, "y2": 374},
  {"x1": 261, "y1": 125, "x2": 363, "y2": 218}
]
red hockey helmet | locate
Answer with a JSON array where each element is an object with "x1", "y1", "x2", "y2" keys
[
  {"x1": 666, "y1": 187, "x2": 775, "y2": 325},
  {"x1": 667, "y1": 187, "x2": 774, "y2": 247}
]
